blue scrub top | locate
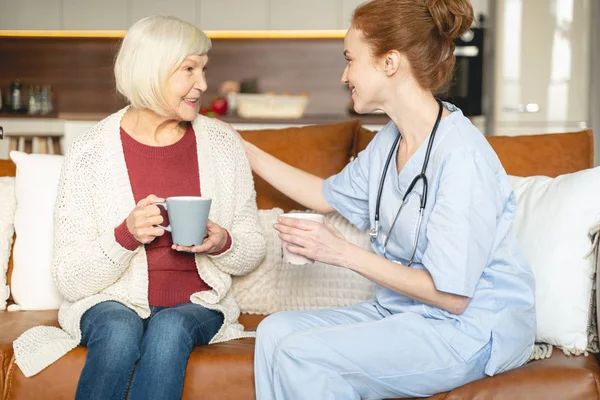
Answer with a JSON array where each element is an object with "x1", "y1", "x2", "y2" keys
[{"x1": 323, "y1": 103, "x2": 536, "y2": 375}]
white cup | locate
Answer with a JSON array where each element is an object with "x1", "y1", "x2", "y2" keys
[{"x1": 280, "y1": 212, "x2": 325, "y2": 265}]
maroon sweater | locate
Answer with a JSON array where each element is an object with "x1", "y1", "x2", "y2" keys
[{"x1": 114, "y1": 124, "x2": 231, "y2": 307}]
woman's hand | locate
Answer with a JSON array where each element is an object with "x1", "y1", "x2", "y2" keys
[
  {"x1": 126, "y1": 194, "x2": 166, "y2": 244},
  {"x1": 172, "y1": 219, "x2": 229, "y2": 254},
  {"x1": 274, "y1": 216, "x2": 351, "y2": 267}
]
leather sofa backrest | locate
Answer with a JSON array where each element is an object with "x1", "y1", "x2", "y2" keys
[
  {"x1": 0, "y1": 125, "x2": 594, "y2": 303},
  {"x1": 355, "y1": 128, "x2": 594, "y2": 178}
]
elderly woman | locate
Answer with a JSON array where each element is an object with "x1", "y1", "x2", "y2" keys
[{"x1": 13, "y1": 16, "x2": 266, "y2": 400}]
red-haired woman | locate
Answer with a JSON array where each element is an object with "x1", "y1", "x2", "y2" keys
[{"x1": 243, "y1": 0, "x2": 535, "y2": 398}]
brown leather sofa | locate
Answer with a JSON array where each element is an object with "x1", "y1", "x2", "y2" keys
[{"x1": 1, "y1": 120, "x2": 598, "y2": 399}]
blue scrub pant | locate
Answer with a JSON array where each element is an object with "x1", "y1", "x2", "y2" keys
[{"x1": 254, "y1": 301, "x2": 491, "y2": 399}]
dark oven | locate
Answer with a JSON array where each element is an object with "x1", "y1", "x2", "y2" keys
[{"x1": 440, "y1": 27, "x2": 484, "y2": 117}]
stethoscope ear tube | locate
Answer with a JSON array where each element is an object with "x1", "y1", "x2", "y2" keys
[
  {"x1": 372, "y1": 99, "x2": 443, "y2": 251},
  {"x1": 374, "y1": 133, "x2": 401, "y2": 224}
]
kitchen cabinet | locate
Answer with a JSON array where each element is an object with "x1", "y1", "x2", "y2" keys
[
  {"x1": 130, "y1": 0, "x2": 196, "y2": 26},
  {"x1": 0, "y1": 118, "x2": 64, "y2": 159},
  {"x1": 269, "y1": 0, "x2": 342, "y2": 30},
  {"x1": 63, "y1": 120, "x2": 102, "y2": 154},
  {"x1": 0, "y1": 0, "x2": 494, "y2": 32},
  {"x1": 492, "y1": 0, "x2": 591, "y2": 136},
  {"x1": 2, "y1": 0, "x2": 360, "y2": 31},
  {"x1": 198, "y1": 0, "x2": 269, "y2": 30},
  {"x1": 341, "y1": 0, "x2": 365, "y2": 29},
  {"x1": 0, "y1": 0, "x2": 62, "y2": 30},
  {"x1": 342, "y1": 0, "x2": 490, "y2": 31},
  {"x1": 470, "y1": 0, "x2": 490, "y2": 20},
  {"x1": 61, "y1": 119, "x2": 286, "y2": 153},
  {"x1": 60, "y1": 118, "x2": 386, "y2": 157},
  {"x1": 62, "y1": 0, "x2": 130, "y2": 30},
  {"x1": 0, "y1": 116, "x2": 386, "y2": 160}
]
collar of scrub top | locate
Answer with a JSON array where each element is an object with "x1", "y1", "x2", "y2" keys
[{"x1": 369, "y1": 99, "x2": 444, "y2": 265}]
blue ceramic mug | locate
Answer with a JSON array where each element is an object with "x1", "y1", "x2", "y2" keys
[{"x1": 154, "y1": 196, "x2": 212, "y2": 246}]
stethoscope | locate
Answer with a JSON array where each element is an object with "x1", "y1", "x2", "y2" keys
[{"x1": 369, "y1": 99, "x2": 444, "y2": 265}]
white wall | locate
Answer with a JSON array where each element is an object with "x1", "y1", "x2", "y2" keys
[{"x1": 490, "y1": 0, "x2": 592, "y2": 137}]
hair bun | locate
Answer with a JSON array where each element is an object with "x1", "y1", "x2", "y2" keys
[{"x1": 426, "y1": 0, "x2": 474, "y2": 40}]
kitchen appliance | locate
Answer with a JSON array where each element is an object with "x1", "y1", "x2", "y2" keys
[{"x1": 440, "y1": 27, "x2": 485, "y2": 117}]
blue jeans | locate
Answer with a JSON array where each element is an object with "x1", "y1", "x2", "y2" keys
[{"x1": 75, "y1": 301, "x2": 224, "y2": 400}]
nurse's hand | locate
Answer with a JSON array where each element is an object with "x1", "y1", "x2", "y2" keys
[{"x1": 274, "y1": 216, "x2": 351, "y2": 267}]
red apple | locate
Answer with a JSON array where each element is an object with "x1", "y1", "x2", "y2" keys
[{"x1": 210, "y1": 97, "x2": 228, "y2": 115}]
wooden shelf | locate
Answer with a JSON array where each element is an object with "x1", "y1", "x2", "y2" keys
[
  {"x1": 0, "y1": 30, "x2": 346, "y2": 40},
  {"x1": 0, "y1": 110, "x2": 389, "y2": 127},
  {"x1": 219, "y1": 113, "x2": 390, "y2": 126},
  {"x1": 0, "y1": 111, "x2": 58, "y2": 119}
]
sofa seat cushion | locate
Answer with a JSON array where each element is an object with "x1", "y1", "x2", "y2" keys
[
  {"x1": 0, "y1": 310, "x2": 60, "y2": 398},
  {"x1": 2, "y1": 311, "x2": 600, "y2": 399},
  {"x1": 0, "y1": 311, "x2": 266, "y2": 400},
  {"x1": 5, "y1": 340, "x2": 260, "y2": 400},
  {"x1": 436, "y1": 351, "x2": 600, "y2": 399}
]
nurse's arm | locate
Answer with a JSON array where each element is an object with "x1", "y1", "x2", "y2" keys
[
  {"x1": 244, "y1": 140, "x2": 335, "y2": 214},
  {"x1": 343, "y1": 245, "x2": 471, "y2": 315}
]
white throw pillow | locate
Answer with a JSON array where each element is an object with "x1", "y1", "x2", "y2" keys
[
  {"x1": 232, "y1": 208, "x2": 284, "y2": 315},
  {"x1": 276, "y1": 210, "x2": 375, "y2": 312},
  {"x1": 8, "y1": 151, "x2": 64, "y2": 311},
  {"x1": 232, "y1": 209, "x2": 375, "y2": 315},
  {"x1": 0, "y1": 177, "x2": 16, "y2": 310},
  {"x1": 509, "y1": 166, "x2": 600, "y2": 352}
]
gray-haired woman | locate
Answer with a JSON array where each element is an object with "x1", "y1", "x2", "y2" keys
[{"x1": 13, "y1": 16, "x2": 266, "y2": 400}]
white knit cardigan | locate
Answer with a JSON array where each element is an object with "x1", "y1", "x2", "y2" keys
[{"x1": 13, "y1": 107, "x2": 267, "y2": 377}]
